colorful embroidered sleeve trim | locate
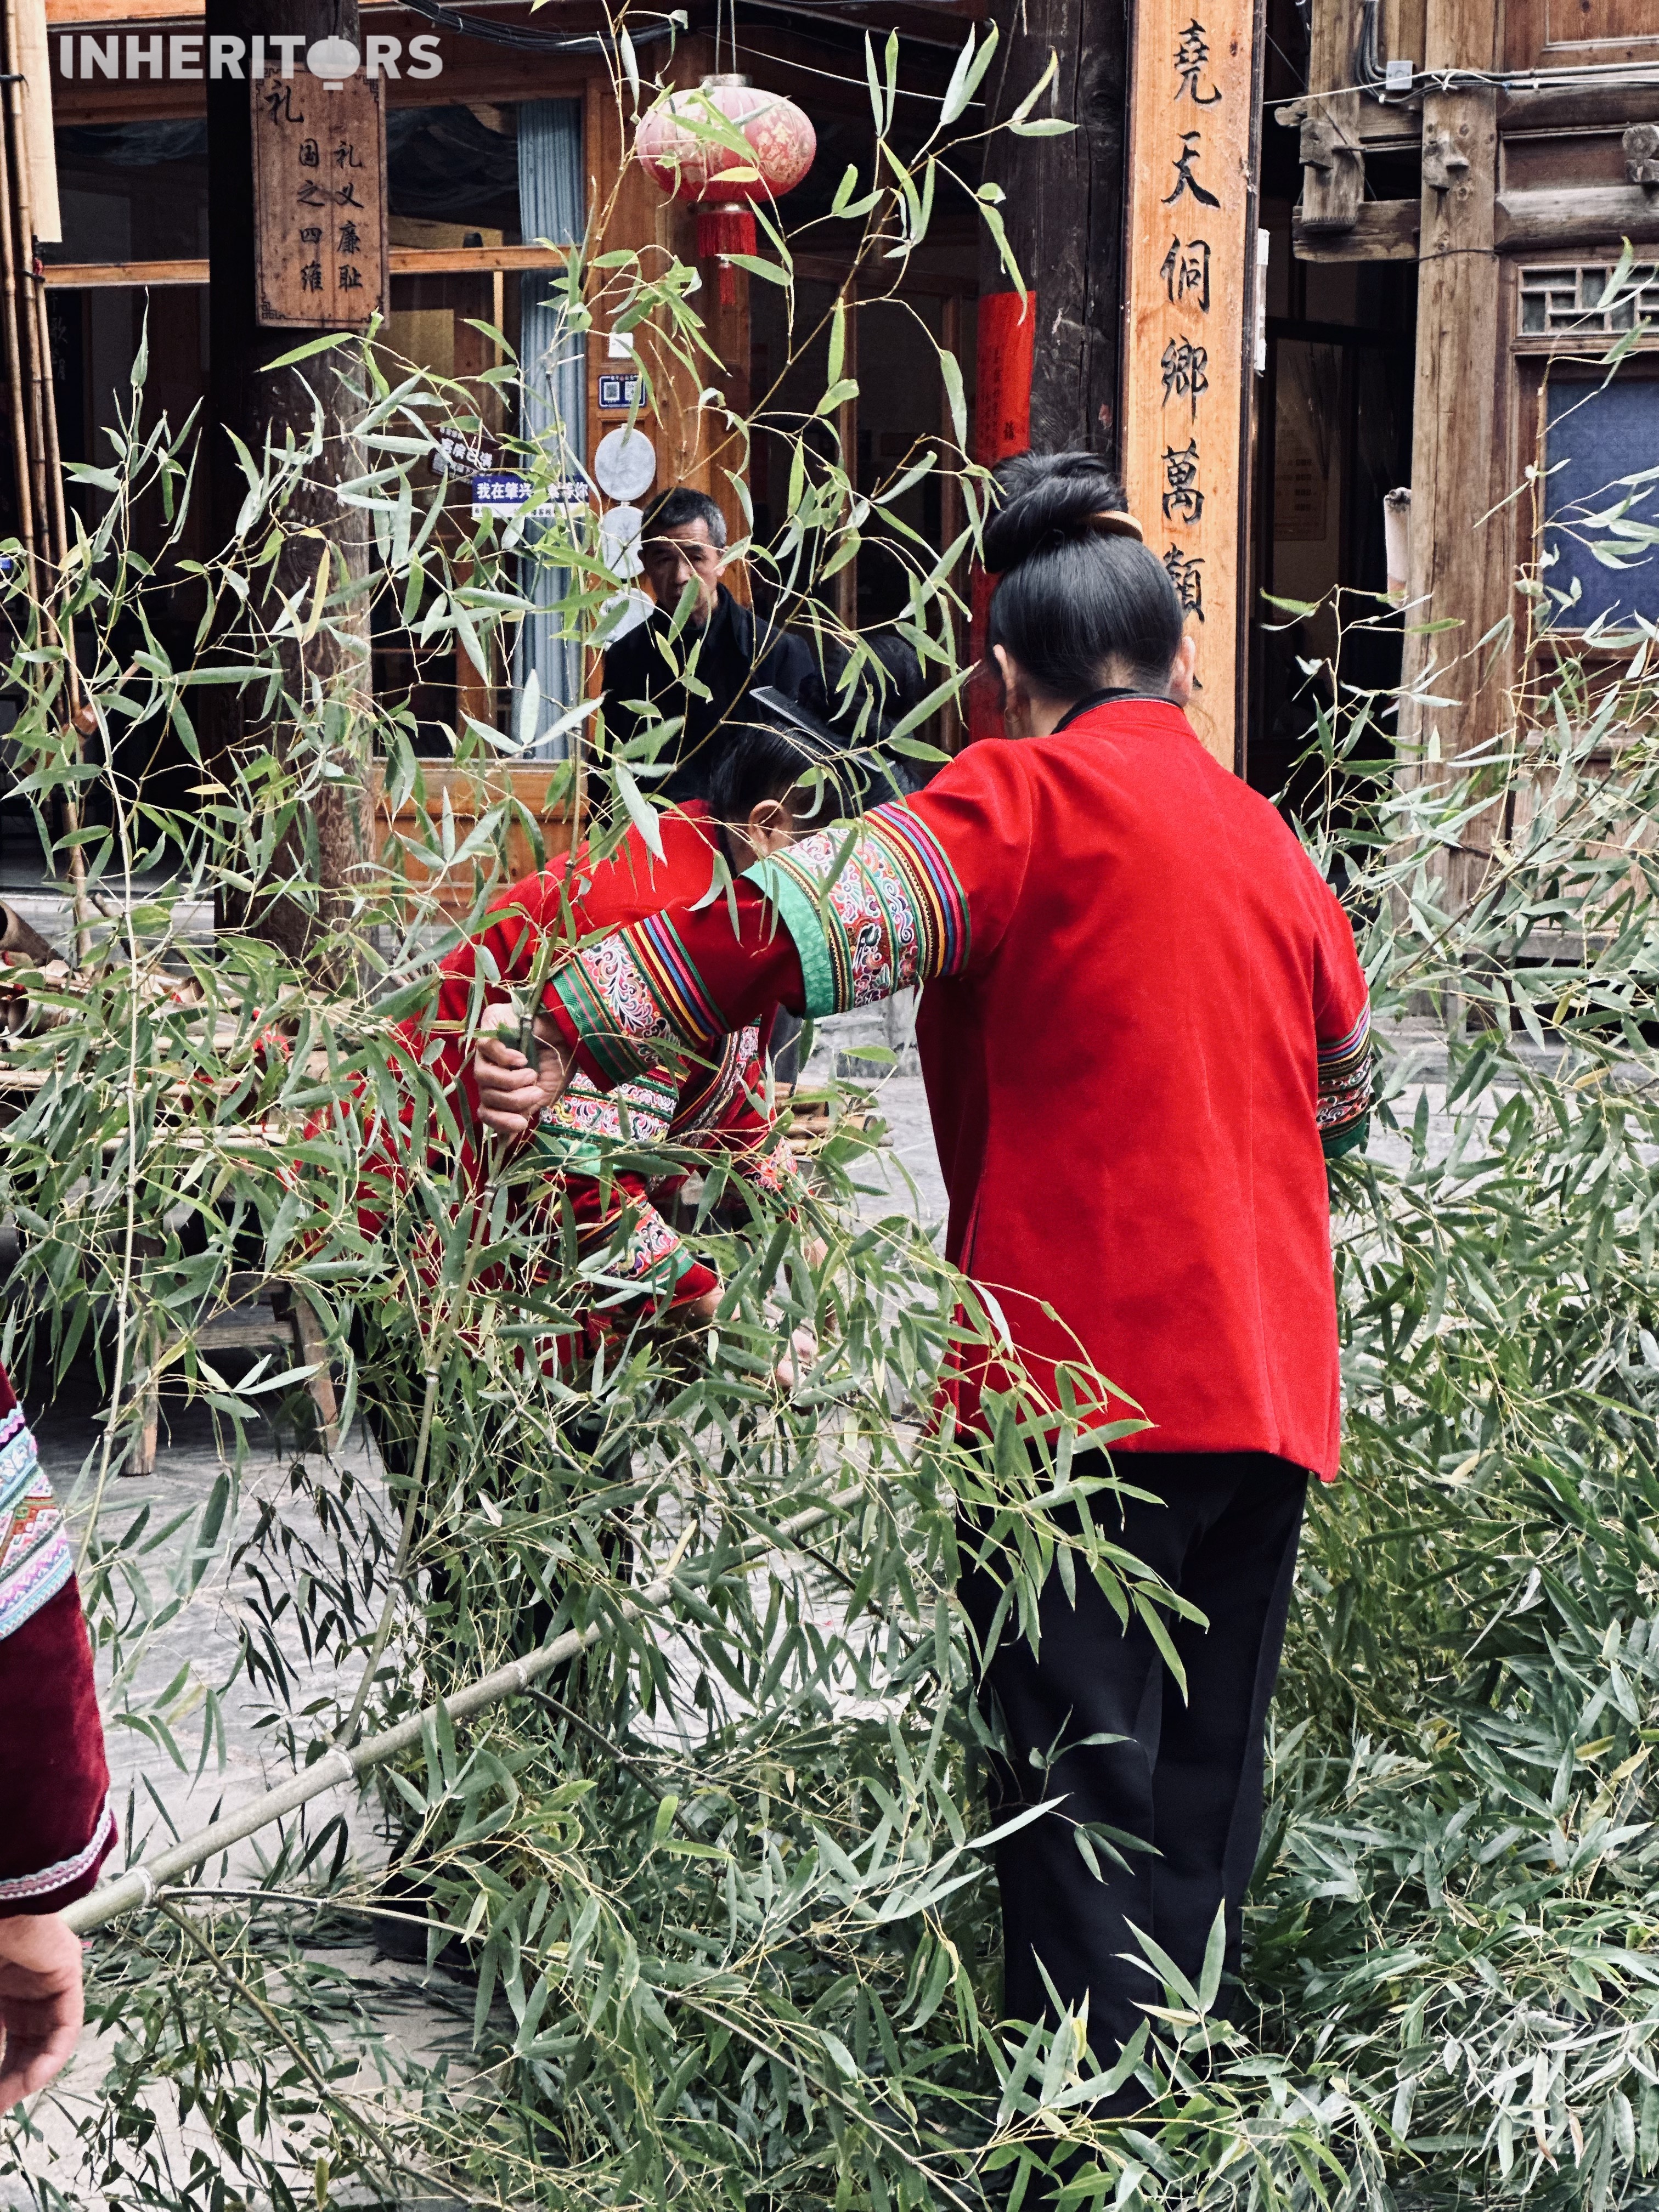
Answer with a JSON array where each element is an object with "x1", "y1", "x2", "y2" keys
[
  {"x1": 1317, "y1": 1002, "x2": 1374, "y2": 1159},
  {"x1": 549, "y1": 912, "x2": 726, "y2": 1086},
  {"x1": 670, "y1": 1029, "x2": 757, "y2": 1142},
  {"x1": 577, "y1": 1192, "x2": 690, "y2": 1294},
  {"x1": 748, "y1": 866, "x2": 837, "y2": 1017},
  {"x1": 536, "y1": 1070, "x2": 680, "y2": 1172},
  {"x1": 0, "y1": 1402, "x2": 72, "y2": 1645},
  {"x1": 741, "y1": 805, "x2": 970, "y2": 1019},
  {"x1": 0, "y1": 1798, "x2": 114, "y2": 1906}
]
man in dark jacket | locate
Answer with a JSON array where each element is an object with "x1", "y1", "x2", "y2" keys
[{"x1": 602, "y1": 486, "x2": 816, "y2": 804}]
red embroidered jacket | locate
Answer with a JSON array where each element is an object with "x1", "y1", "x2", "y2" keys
[
  {"x1": 541, "y1": 701, "x2": 1373, "y2": 1477},
  {"x1": 361, "y1": 805, "x2": 794, "y2": 1319},
  {"x1": 0, "y1": 1364, "x2": 114, "y2": 1913}
]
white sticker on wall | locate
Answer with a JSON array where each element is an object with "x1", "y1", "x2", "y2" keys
[
  {"x1": 592, "y1": 427, "x2": 657, "y2": 503},
  {"x1": 594, "y1": 589, "x2": 653, "y2": 646},
  {"x1": 601, "y1": 503, "x2": 645, "y2": 579}
]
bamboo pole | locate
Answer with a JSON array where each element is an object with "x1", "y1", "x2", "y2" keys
[
  {"x1": 1, "y1": 0, "x2": 46, "y2": 569},
  {"x1": 32, "y1": 272, "x2": 65, "y2": 577},
  {"x1": 0, "y1": 8, "x2": 35, "y2": 596},
  {"x1": 0, "y1": 0, "x2": 92, "y2": 953},
  {"x1": 64, "y1": 1492, "x2": 845, "y2": 1937}
]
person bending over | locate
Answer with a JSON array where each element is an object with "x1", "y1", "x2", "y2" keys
[
  {"x1": 471, "y1": 449, "x2": 1374, "y2": 2111},
  {"x1": 351, "y1": 721, "x2": 855, "y2": 1379}
]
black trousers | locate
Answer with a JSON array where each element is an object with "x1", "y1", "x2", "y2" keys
[{"x1": 961, "y1": 1450, "x2": 1307, "y2": 2100}]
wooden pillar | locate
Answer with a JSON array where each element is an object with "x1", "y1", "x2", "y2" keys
[
  {"x1": 978, "y1": 0, "x2": 1128, "y2": 462},
  {"x1": 205, "y1": 0, "x2": 378, "y2": 977},
  {"x1": 1398, "y1": 0, "x2": 1502, "y2": 899},
  {"x1": 966, "y1": 0, "x2": 1127, "y2": 740}
]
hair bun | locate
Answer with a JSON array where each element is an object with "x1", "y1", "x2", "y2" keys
[{"x1": 981, "y1": 451, "x2": 1130, "y2": 574}]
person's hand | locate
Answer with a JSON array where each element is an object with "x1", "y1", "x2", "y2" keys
[
  {"x1": 0, "y1": 1911, "x2": 85, "y2": 2109},
  {"x1": 473, "y1": 1011, "x2": 573, "y2": 1138},
  {"x1": 775, "y1": 1323, "x2": 818, "y2": 1390},
  {"x1": 683, "y1": 1286, "x2": 722, "y2": 1326},
  {"x1": 800, "y1": 1237, "x2": 839, "y2": 1344}
]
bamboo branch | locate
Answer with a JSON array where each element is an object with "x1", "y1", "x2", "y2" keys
[{"x1": 65, "y1": 1491, "x2": 847, "y2": 1937}]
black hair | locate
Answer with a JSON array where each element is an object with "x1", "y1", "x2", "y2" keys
[
  {"x1": 806, "y1": 633, "x2": 930, "y2": 795},
  {"x1": 641, "y1": 483, "x2": 728, "y2": 551},
  {"x1": 983, "y1": 451, "x2": 1184, "y2": 701},
  {"x1": 708, "y1": 718, "x2": 860, "y2": 846},
  {"x1": 817, "y1": 635, "x2": 925, "y2": 736}
]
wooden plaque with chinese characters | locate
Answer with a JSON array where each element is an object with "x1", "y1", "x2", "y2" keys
[
  {"x1": 1122, "y1": 0, "x2": 1262, "y2": 769},
  {"x1": 252, "y1": 72, "x2": 387, "y2": 331}
]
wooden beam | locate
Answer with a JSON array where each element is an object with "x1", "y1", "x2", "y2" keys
[
  {"x1": 42, "y1": 255, "x2": 205, "y2": 285},
  {"x1": 1356, "y1": 106, "x2": 1424, "y2": 146},
  {"x1": 1495, "y1": 185, "x2": 1659, "y2": 252},
  {"x1": 1290, "y1": 0, "x2": 1365, "y2": 233},
  {"x1": 1293, "y1": 198, "x2": 1420, "y2": 259},
  {"x1": 42, "y1": 241, "x2": 573, "y2": 287},
  {"x1": 393, "y1": 243, "x2": 568, "y2": 275},
  {"x1": 1496, "y1": 85, "x2": 1659, "y2": 133}
]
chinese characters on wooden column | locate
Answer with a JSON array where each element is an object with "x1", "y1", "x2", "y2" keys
[
  {"x1": 1124, "y1": 1, "x2": 1261, "y2": 769},
  {"x1": 252, "y1": 72, "x2": 387, "y2": 331}
]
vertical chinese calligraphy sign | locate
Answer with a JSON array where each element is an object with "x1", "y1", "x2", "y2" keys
[
  {"x1": 1122, "y1": 0, "x2": 1263, "y2": 770},
  {"x1": 252, "y1": 72, "x2": 387, "y2": 331}
]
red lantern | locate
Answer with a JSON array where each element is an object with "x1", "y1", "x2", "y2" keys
[{"x1": 635, "y1": 75, "x2": 816, "y2": 306}]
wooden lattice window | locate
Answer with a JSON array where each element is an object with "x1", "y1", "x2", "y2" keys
[{"x1": 1518, "y1": 263, "x2": 1659, "y2": 338}]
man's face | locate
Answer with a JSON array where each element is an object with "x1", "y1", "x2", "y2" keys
[{"x1": 641, "y1": 520, "x2": 722, "y2": 625}]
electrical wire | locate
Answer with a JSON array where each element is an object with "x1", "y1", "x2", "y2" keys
[
  {"x1": 731, "y1": 32, "x2": 983, "y2": 105},
  {"x1": 1353, "y1": 0, "x2": 1659, "y2": 104},
  {"x1": 394, "y1": 0, "x2": 682, "y2": 58}
]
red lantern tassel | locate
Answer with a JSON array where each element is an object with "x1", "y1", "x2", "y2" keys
[{"x1": 697, "y1": 203, "x2": 755, "y2": 306}]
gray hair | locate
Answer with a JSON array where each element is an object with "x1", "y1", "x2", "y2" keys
[{"x1": 641, "y1": 484, "x2": 728, "y2": 551}]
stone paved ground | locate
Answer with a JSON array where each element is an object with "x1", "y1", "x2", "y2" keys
[{"x1": 4, "y1": 1387, "x2": 478, "y2": 2209}]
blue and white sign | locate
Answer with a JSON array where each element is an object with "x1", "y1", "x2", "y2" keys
[
  {"x1": 435, "y1": 426, "x2": 496, "y2": 478},
  {"x1": 470, "y1": 473, "x2": 589, "y2": 521},
  {"x1": 598, "y1": 371, "x2": 642, "y2": 413}
]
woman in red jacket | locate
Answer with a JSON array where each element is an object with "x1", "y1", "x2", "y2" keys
[
  {"x1": 0, "y1": 1363, "x2": 112, "y2": 2107},
  {"x1": 472, "y1": 452, "x2": 1373, "y2": 2102}
]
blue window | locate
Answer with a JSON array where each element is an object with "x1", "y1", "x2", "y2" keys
[{"x1": 1541, "y1": 373, "x2": 1659, "y2": 634}]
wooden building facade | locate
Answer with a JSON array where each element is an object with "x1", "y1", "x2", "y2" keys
[
  {"x1": 9, "y1": 0, "x2": 981, "y2": 876},
  {"x1": 1261, "y1": 0, "x2": 1658, "y2": 821},
  {"x1": 3, "y1": 0, "x2": 1652, "y2": 857}
]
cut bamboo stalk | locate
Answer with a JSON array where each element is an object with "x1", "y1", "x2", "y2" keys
[
  {"x1": 65, "y1": 1493, "x2": 844, "y2": 1936},
  {"x1": 0, "y1": 0, "x2": 35, "y2": 597},
  {"x1": 2, "y1": 0, "x2": 48, "y2": 569}
]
